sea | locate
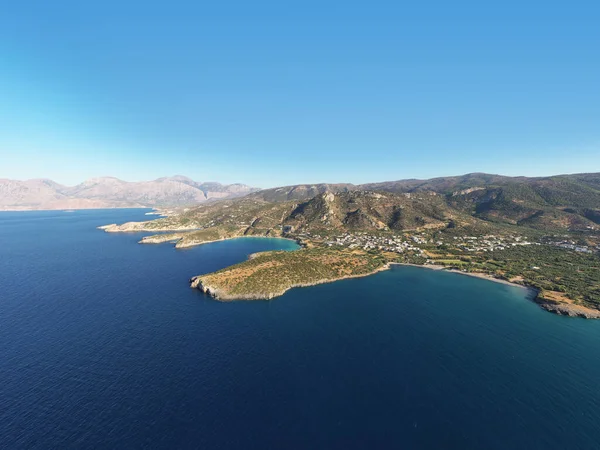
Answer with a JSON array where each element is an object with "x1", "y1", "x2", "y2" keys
[{"x1": 2, "y1": 209, "x2": 600, "y2": 449}]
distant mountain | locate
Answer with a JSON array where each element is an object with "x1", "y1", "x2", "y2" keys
[{"x1": 0, "y1": 176, "x2": 258, "y2": 210}]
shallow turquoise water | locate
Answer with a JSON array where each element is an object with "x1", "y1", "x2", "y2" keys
[{"x1": 1, "y1": 209, "x2": 600, "y2": 449}]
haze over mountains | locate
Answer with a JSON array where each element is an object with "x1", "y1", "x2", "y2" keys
[{"x1": 0, "y1": 176, "x2": 258, "y2": 210}]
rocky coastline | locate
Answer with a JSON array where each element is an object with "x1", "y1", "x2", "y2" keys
[
  {"x1": 100, "y1": 220, "x2": 600, "y2": 319},
  {"x1": 191, "y1": 257, "x2": 600, "y2": 318},
  {"x1": 534, "y1": 296, "x2": 600, "y2": 319},
  {"x1": 98, "y1": 222, "x2": 198, "y2": 233},
  {"x1": 140, "y1": 234, "x2": 301, "y2": 249},
  {"x1": 189, "y1": 263, "x2": 391, "y2": 301},
  {"x1": 190, "y1": 261, "x2": 521, "y2": 302},
  {"x1": 393, "y1": 264, "x2": 600, "y2": 319},
  {"x1": 399, "y1": 264, "x2": 600, "y2": 319}
]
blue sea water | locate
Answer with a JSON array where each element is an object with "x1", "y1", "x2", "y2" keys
[{"x1": 2, "y1": 209, "x2": 600, "y2": 449}]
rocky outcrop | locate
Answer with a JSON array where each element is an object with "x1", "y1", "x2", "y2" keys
[
  {"x1": 536, "y1": 299, "x2": 600, "y2": 319},
  {"x1": 189, "y1": 276, "x2": 223, "y2": 299},
  {"x1": 452, "y1": 187, "x2": 485, "y2": 196}
]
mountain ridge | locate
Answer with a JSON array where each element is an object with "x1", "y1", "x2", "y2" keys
[{"x1": 246, "y1": 172, "x2": 600, "y2": 232}]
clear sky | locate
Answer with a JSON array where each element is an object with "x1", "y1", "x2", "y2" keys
[{"x1": 1, "y1": 1, "x2": 599, "y2": 187}]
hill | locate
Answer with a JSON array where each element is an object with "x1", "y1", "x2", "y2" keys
[
  {"x1": 236, "y1": 172, "x2": 600, "y2": 232},
  {"x1": 360, "y1": 172, "x2": 600, "y2": 231},
  {"x1": 7, "y1": 171, "x2": 600, "y2": 226},
  {"x1": 112, "y1": 171, "x2": 600, "y2": 235}
]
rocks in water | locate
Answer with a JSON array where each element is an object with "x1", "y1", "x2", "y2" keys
[{"x1": 538, "y1": 301, "x2": 600, "y2": 319}]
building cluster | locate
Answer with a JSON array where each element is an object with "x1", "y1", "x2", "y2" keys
[
  {"x1": 550, "y1": 240, "x2": 594, "y2": 253},
  {"x1": 448, "y1": 235, "x2": 537, "y2": 252},
  {"x1": 324, "y1": 232, "x2": 425, "y2": 255},
  {"x1": 298, "y1": 229, "x2": 600, "y2": 257},
  {"x1": 303, "y1": 231, "x2": 542, "y2": 256}
]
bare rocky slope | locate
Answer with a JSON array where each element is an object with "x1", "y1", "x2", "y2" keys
[{"x1": 0, "y1": 176, "x2": 258, "y2": 210}]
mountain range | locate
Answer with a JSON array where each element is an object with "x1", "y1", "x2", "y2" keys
[
  {"x1": 0, "y1": 176, "x2": 258, "y2": 210},
  {"x1": 3, "y1": 172, "x2": 600, "y2": 232},
  {"x1": 243, "y1": 172, "x2": 600, "y2": 232}
]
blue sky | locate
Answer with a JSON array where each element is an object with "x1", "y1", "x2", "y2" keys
[{"x1": 1, "y1": 1, "x2": 599, "y2": 187}]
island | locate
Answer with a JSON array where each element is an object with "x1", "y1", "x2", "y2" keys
[{"x1": 100, "y1": 173, "x2": 600, "y2": 318}]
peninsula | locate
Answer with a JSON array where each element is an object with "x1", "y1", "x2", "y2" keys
[
  {"x1": 189, "y1": 247, "x2": 388, "y2": 300},
  {"x1": 101, "y1": 172, "x2": 600, "y2": 318}
]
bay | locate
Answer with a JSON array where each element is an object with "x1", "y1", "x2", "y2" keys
[{"x1": 1, "y1": 209, "x2": 600, "y2": 449}]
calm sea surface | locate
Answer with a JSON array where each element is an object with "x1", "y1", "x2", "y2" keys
[{"x1": 2, "y1": 209, "x2": 600, "y2": 449}]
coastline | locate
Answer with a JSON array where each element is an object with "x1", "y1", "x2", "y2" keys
[
  {"x1": 141, "y1": 233, "x2": 301, "y2": 249},
  {"x1": 98, "y1": 223, "x2": 198, "y2": 233},
  {"x1": 2, "y1": 206, "x2": 151, "y2": 213},
  {"x1": 390, "y1": 262, "x2": 531, "y2": 289},
  {"x1": 192, "y1": 262, "x2": 530, "y2": 302},
  {"x1": 194, "y1": 257, "x2": 600, "y2": 319},
  {"x1": 392, "y1": 263, "x2": 600, "y2": 319},
  {"x1": 191, "y1": 263, "x2": 391, "y2": 301},
  {"x1": 192, "y1": 260, "x2": 529, "y2": 302},
  {"x1": 99, "y1": 225, "x2": 600, "y2": 319}
]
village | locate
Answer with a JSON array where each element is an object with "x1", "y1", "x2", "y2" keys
[{"x1": 293, "y1": 230, "x2": 551, "y2": 256}]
